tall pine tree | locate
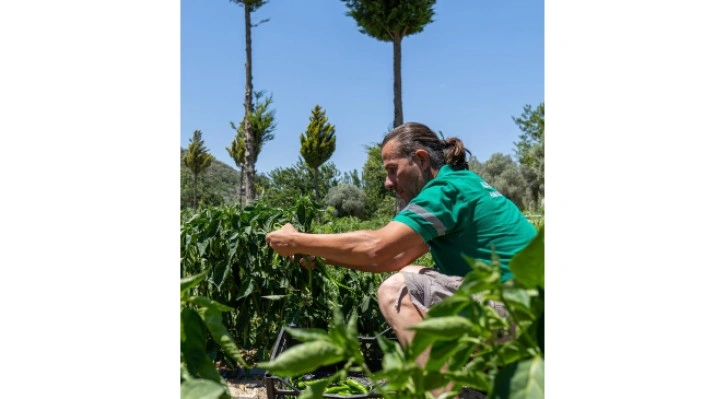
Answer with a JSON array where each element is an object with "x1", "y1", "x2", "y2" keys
[
  {"x1": 342, "y1": 0, "x2": 436, "y2": 128},
  {"x1": 300, "y1": 105, "x2": 336, "y2": 202},
  {"x1": 229, "y1": 0, "x2": 270, "y2": 204},
  {"x1": 183, "y1": 130, "x2": 214, "y2": 210}
]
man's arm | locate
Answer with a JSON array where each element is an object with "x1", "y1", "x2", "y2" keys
[
  {"x1": 322, "y1": 242, "x2": 429, "y2": 273},
  {"x1": 265, "y1": 221, "x2": 426, "y2": 272}
]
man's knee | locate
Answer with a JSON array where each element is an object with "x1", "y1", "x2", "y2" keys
[{"x1": 377, "y1": 271, "x2": 406, "y2": 307}]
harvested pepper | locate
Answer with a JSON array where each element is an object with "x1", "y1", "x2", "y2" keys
[
  {"x1": 324, "y1": 384, "x2": 352, "y2": 395},
  {"x1": 344, "y1": 378, "x2": 368, "y2": 394}
]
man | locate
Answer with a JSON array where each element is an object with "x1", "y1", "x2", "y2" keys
[{"x1": 265, "y1": 122, "x2": 537, "y2": 357}]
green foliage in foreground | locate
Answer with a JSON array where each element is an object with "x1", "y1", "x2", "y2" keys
[
  {"x1": 262, "y1": 228, "x2": 545, "y2": 399},
  {"x1": 181, "y1": 269, "x2": 249, "y2": 399}
]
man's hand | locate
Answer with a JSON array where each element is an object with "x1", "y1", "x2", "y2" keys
[
  {"x1": 265, "y1": 223, "x2": 300, "y2": 257},
  {"x1": 293, "y1": 254, "x2": 318, "y2": 270}
]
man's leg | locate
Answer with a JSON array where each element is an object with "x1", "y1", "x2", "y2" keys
[
  {"x1": 377, "y1": 265, "x2": 427, "y2": 347},
  {"x1": 378, "y1": 266, "x2": 465, "y2": 397}
]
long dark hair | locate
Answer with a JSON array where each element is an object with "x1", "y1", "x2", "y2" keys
[{"x1": 382, "y1": 122, "x2": 470, "y2": 170}]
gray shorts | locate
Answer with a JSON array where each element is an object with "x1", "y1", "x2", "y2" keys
[
  {"x1": 398, "y1": 268, "x2": 515, "y2": 342},
  {"x1": 397, "y1": 268, "x2": 464, "y2": 312}
]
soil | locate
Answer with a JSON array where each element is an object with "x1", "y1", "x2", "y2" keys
[
  {"x1": 219, "y1": 364, "x2": 268, "y2": 399},
  {"x1": 225, "y1": 375, "x2": 267, "y2": 399}
]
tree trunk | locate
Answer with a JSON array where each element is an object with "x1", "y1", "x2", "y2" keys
[
  {"x1": 393, "y1": 36, "x2": 403, "y2": 128},
  {"x1": 393, "y1": 36, "x2": 407, "y2": 213},
  {"x1": 313, "y1": 168, "x2": 319, "y2": 203},
  {"x1": 243, "y1": 3, "x2": 256, "y2": 204},
  {"x1": 192, "y1": 173, "x2": 198, "y2": 210},
  {"x1": 239, "y1": 166, "x2": 246, "y2": 208}
]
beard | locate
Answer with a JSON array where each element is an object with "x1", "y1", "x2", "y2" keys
[
  {"x1": 395, "y1": 168, "x2": 435, "y2": 213},
  {"x1": 395, "y1": 195, "x2": 407, "y2": 213}
]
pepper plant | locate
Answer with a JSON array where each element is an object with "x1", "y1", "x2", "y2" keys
[
  {"x1": 181, "y1": 196, "x2": 390, "y2": 366},
  {"x1": 180, "y1": 268, "x2": 249, "y2": 399}
]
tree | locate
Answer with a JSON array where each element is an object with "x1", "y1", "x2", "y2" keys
[
  {"x1": 361, "y1": 142, "x2": 394, "y2": 217},
  {"x1": 342, "y1": 169, "x2": 362, "y2": 188},
  {"x1": 471, "y1": 153, "x2": 528, "y2": 210},
  {"x1": 324, "y1": 184, "x2": 366, "y2": 218},
  {"x1": 300, "y1": 105, "x2": 337, "y2": 202},
  {"x1": 183, "y1": 130, "x2": 214, "y2": 210},
  {"x1": 342, "y1": 0, "x2": 436, "y2": 128},
  {"x1": 227, "y1": 90, "x2": 277, "y2": 208},
  {"x1": 512, "y1": 103, "x2": 544, "y2": 209},
  {"x1": 259, "y1": 161, "x2": 341, "y2": 209},
  {"x1": 229, "y1": 0, "x2": 270, "y2": 204}
]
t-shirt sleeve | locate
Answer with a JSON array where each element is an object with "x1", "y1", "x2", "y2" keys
[{"x1": 392, "y1": 181, "x2": 459, "y2": 242}]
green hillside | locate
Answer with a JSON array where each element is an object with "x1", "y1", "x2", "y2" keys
[{"x1": 180, "y1": 148, "x2": 239, "y2": 209}]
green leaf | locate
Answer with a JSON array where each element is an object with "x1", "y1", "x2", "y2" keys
[
  {"x1": 456, "y1": 270, "x2": 499, "y2": 295},
  {"x1": 376, "y1": 336, "x2": 406, "y2": 376},
  {"x1": 283, "y1": 326, "x2": 331, "y2": 343},
  {"x1": 188, "y1": 296, "x2": 234, "y2": 313},
  {"x1": 197, "y1": 238, "x2": 211, "y2": 258},
  {"x1": 236, "y1": 276, "x2": 256, "y2": 300},
  {"x1": 181, "y1": 269, "x2": 209, "y2": 297},
  {"x1": 427, "y1": 295, "x2": 471, "y2": 318},
  {"x1": 180, "y1": 378, "x2": 227, "y2": 399},
  {"x1": 212, "y1": 262, "x2": 231, "y2": 290},
  {"x1": 409, "y1": 330, "x2": 437, "y2": 360},
  {"x1": 509, "y1": 228, "x2": 544, "y2": 288},
  {"x1": 493, "y1": 356, "x2": 544, "y2": 399},
  {"x1": 180, "y1": 308, "x2": 223, "y2": 383},
  {"x1": 345, "y1": 310, "x2": 359, "y2": 343},
  {"x1": 420, "y1": 369, "x2": 449, "y2": 393},
  {"x1": 298, "y1": 377, "x2": 331, "y2": 399},
  {"x1": 502, "y1": 288, "x2": 532, "y2": 310},
  {"x1": 496, "y1": 341, "x2": 532, "y2": 366},
  {"x1": 361, "y1": 294, "x2": 370, "y2": 313},
  {"x1": 447, "y1": 357, "x2": 491, "y2": 392},
  {"x1": 258, "y1": 340, "x2": 345, "y2": 377},
  {"x1": 426, "y1": 339, "x2": 465, "y2": 371},
  {"x1": 198, "y1": 306, "x2": 249, "y2": 368},
  {"x1": 408, "y1": 316, "x2": 481, "y2": 340}
]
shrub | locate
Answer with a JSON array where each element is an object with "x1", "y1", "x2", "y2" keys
[{"x1": 323, "y1": 184, "x2": 366, "y2": 218}]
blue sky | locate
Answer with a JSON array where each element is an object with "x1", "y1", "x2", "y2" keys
[{"x1": 181, "y1": 0, "x2": 543, "y2": 175}]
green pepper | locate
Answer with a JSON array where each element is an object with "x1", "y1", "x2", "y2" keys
[
  {"x1": 344, "y1": 379, "x2": 368, "y2": 394},
  {"x1": 324, "y1": 385, "x2": 350, "y2": 394}
]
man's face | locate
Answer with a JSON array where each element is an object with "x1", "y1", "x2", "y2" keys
[{"x1": 381, "y1": 140, "x2": 430, "y2": 206}]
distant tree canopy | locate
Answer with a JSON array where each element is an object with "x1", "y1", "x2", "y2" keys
[
  {"x1": 258, "y1": 161, "x2": 341, "y2": 210},
  {"x1": 470, "y1": 154, "x2": 527, "y2": 210},
  {"x1": 324, "y1": 184, "x2": 366, "y2": 218},
  {"x1": 513, "y1": 103, "x2": 544, "y2": 208},
  {"x1": 361, "y1": 142, "x2": 395, "y2": 217}
]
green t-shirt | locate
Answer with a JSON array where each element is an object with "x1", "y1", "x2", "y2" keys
[{"x1": 393, "y1": 165, "x2": 537, "y2": 282}]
